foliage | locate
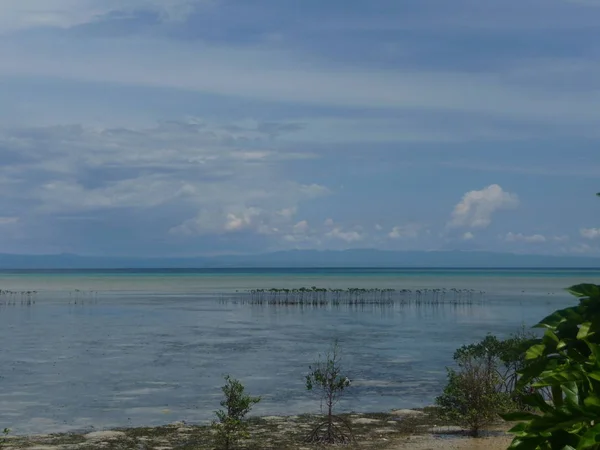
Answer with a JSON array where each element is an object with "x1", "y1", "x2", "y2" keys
[
  {"x1": 502, "y1": 283, "x2": 600, "y2": 450},
  {"x1": 1, "y1": 429, "x2": 9, "y2": 448},
  {"x1": 453, "y1": 328, "x2": 537, "y2": 407},
  {"x1": 305, "y1": 340, "x2": 353, "y2": 444},
  {"x1": 212, "y1": 375, "x2": 260, "y2": 450},
  {"x1": 436, "y1": 343, "x2": 513, "y2": 436}
]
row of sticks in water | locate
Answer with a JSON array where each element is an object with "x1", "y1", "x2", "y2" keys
[
  {"x1": 223, "y1": 287, "x2": 486, "y2": 305},
  {"x1": 0, "y1": 289, "x2": 101, "y2": 306}
]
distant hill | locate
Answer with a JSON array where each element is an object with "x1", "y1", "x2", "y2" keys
[{"x1": 0, "y1": 249, "x2": 599, "y2": 269}]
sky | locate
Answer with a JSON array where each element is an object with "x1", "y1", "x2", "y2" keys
[{"x1": 0, "y1": 0, "x2": 599, "y2": 257}]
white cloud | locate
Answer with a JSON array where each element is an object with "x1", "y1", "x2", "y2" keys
[
  {"x1": 449, "y1": 184, "x2": 519, "y2": 229},
  {"x1": 0, "y1": 217, "x2": 18, "y2": 225},
  {"x1": 581, "y1": 228, "x2": 600, "y2": 239},
  {"x1": 292, "y1": 220, "x2": 309, "y2": 234},
  {"x1": 300, "y1": 184, "x2": 332, "y2": 197},
  {"x1": 0, "y1": 0, "x2": 201, "y2": 33},
  {"x1": 327, "y1": 228, "x2": 363, "y2": 243},
  {"x1": 278, "y1": 207, "x2": 297, "y2": 220},
  {"x1": 569, "y1": 243, "x2": 595, "y2": 254},
  {"x1": 0, "y1": 121, "x2": 330, "y2": 241},
  {"x1": 3, "y1": 35, "x2": 600, "y2": 125},
  {"x1": 388, "y1": 224, "x2": 421, "y2": 239},
  {"x1": 324, "y1": 218, "x2": 335, "y2": 227},
  {"x1": 462, "y1": 232, "x2": 474, "y2": 240},
  {"x1": 223, "y1": 208, "x2": 262, "y2": 232},
  {"x1": 504, "y1": 232, "x2": 547, "y2": 243},
  {"x1": 171, "y1": 206, "x2": 295, "y2": 236}
]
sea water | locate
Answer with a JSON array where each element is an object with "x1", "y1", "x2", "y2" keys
[{"x1": 0, "y1": 268, "x2": 598, "y2": 435}]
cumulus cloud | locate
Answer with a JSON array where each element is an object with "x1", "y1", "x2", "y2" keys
[
  {"x1": 170, "y1": 206, "x2": 297, "y2": 236},
  {"x1": 581, "y1": 228, "x2": 600, "y2": 239},
  {"x1": 504, "y1": 232, "x2": 547, "y2": 243},
  {"x1": 449, "y1": 184, "x2": 519, "y2": 228},
  {"x1": 292, "y1": 220, "x2": 309, "y2": 234},
  {"x1": 388, "y1": 224, "x2": 421, "y2": 239},
  {"x1": 327, "y1": 228, "x2": 363, "y2": 243},
  {"x1": 0, "y1": 120, "x2": 331, "y2": 253},
  {"x1": 462, "y1": 232, "x2": 474, "y2": 240}
]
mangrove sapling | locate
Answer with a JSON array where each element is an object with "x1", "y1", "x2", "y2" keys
[
  {"x1": 212, "y1": 375, "x2": 260, "y2": 450},
  {"x1": 305, "y1": 340, "x2": 353, "y2": 445}
]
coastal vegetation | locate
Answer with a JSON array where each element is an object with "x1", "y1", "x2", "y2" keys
[
  {"x1": 503, "y1": 283, "x2": 600, "y2": 449},
  {"x1": 224, "y1": 286, "x2": 486, "y2": 306},
  {"x1": 0, "y1": 290, "x2": 37, "y2": 306},
  {"x1": 435, "y1": 330, "x2": 533, "y2": 436},
  {"x1": 212, "y1": 375, "x2": 261, "y2": 450},
  {"x1": 305, "y1": 341, "x2": 353, "y2": 444}
]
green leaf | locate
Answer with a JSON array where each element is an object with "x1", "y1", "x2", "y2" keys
[
  {"x1": 526, "y1": 344, "x2": 547, "y2": 360},
  {"x1": 519, "y1": 392, "x2": 554, "y2": 413},
  {"x1": 533, "y1": 368, "x2": 587, "y2": 386},
  {"x1": 577, "y1": 322, "x2": 594, "y2": 340},
  {"x1": 562, "y1": 383, "x2": 580, "y2": 405},
  {"x1": 588, "y1": 372, "x2": 600, "y2": 382},
  {"x1": 567, "y1": 284, "x2": 600, "y2": 299},
  {"x1": 503, "y1": 411, "x2": 540, "y2": 422},
  {"x1": 577, "y1": 423, "x2": 600, "y2": 449},
  {"x1": 507, "y1": 422, "x2": 530, "y2": 433},
  {"x1": 507, "y1": 436, "x2": 547, "y2": 450},
  {"x1": 536, "y1": 306, "x2": 582, "y2": 329},
  {"x1": 586, "y1": 342, "x2": 600, "y2": 361},
  {"x1": 583, "y1": 395, "x2": 600, "y2": 409}
]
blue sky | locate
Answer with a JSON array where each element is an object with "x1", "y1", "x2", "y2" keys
[{"x1": 0, "y1": 0, "x2": 599, "y2": 256}]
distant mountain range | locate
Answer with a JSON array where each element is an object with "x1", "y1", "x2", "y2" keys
[{"x1": 0, "y1": 249, "x2": 599, "y2": 269}]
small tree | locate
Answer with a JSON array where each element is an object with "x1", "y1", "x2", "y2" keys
[
  {"x1": 436, "y1": 347, "x2": 512, "y2": 436},
  {"x1": 212, "y1": 375, "x2": 260, "y2": 450},
  {"x1": 305, "y1": 340, "x2": 352, "y2": 444},
  {"x1": 453, "y1": 329, "x2": 536, "y2": 406}
]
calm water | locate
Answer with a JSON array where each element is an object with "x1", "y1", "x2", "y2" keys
[{"x1": 0, "y1": 268, "x2": 598, "y2": 435}]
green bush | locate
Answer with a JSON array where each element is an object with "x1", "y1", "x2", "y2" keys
[
  {"x1": 212, "y1": 375, "x2": 260, "y2": 450},
  {"x1": 503, "y1": 283, "x2": 600, "y2": 450},
  {"x1": 454, "y1": 328, "x2": 536, "y2": 406},
  {"x1": 436, "y1": 346, "x2": 513, "y2": 436}
]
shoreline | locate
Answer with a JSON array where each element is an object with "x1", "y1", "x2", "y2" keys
[{"x1": 2, "y1": 409, "x2": 513, "y2": 449}]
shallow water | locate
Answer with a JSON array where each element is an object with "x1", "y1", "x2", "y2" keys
[{"x1": 0, "y1": 268, "x2": 598, "y2": 435}]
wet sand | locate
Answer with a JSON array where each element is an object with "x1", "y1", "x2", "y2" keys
[{"x1": 390, "y1": 434, "x2": 512, "y2": 449}]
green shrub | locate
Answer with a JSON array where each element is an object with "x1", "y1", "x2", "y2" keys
[
  {"x1": 503, "y1": 283, "x2": 600, "y2": 450},
  {"x1": 305, "y1": 340, "x2": 353, "y2": 444},
  {"x1": 212, "y1": 375, "x2": 260, "y2": 450},
  {"x1": 436, "y1": 347, "x2": 513, "y2": 436},
  {"x1": 453, "y1": 328, "x2": 536, "y2": 407}
]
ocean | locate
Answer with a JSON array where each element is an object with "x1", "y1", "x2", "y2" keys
[{"x1": 0, "y1": 268, "x2": 598, "y2": 435}]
